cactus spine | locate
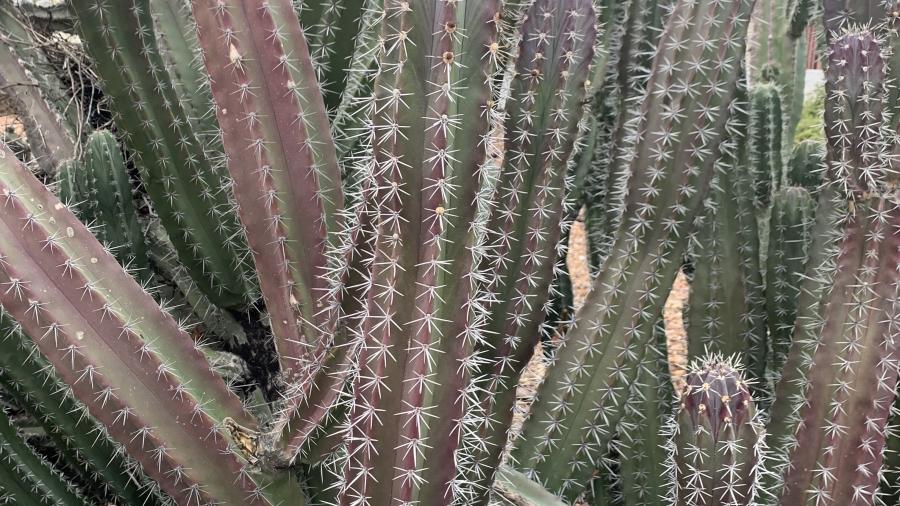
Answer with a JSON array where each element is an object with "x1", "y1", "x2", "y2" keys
[
  {"x1": 58, "y1": 130, "x2": 149, "y2": 272},
  {"x1": 778, "y1": 30, "x2": 900, "y2": 506},
  {"x1": 512, "y1": 0, "x2": 757, "y2": 500},
  {"x1": 670, "y1": 356, "x2": 764, "y2": 506}
]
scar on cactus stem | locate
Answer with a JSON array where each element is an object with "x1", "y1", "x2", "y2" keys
[{"x1": 670, "y1": 355, "x2": 764, "y2": 506}]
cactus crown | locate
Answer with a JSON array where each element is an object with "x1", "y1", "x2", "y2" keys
[{"x1": 679, "y1": 356, "x2": 755, "y2": 438}]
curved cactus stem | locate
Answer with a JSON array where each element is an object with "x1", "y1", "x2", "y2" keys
[
  {"x1": 0, "y1": 4, "x2": 77, "y2": 175},
  {"x1": 0, "y1": 315, "x2": 162, "y2": 505},
  {"x1": 71, "y1": 0, "x2": 253, "y2": 308},
  {"x1": 511, "y1": 0, "x2": 756, "y2": 500},
  {"x1": 191, "y1": 0, "x2": 351, "y2": 460},
  {"x1": 0, "y1": 407, "x2": 85, "y2": 506},
  {"x1": 779, "y1": 30, "x2": 900, "y2": 506},
  {"x1": 0, "y1": 143, "x2": 290, "y2": 505}
]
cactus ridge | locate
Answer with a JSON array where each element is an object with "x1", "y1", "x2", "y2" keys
[{"x1": 511, "y1": 0, "x2": 757, "y2": 500}]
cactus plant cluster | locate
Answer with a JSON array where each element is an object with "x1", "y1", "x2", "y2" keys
[{"x1": 0, "y1": 0, "x2": 898, "y2": 505}]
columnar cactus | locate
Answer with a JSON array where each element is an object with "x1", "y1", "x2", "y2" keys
[
  {"x1": 764, "y1": 186, "x2": 814, "y2": 382},
  {"x1": 778, "y1": 30, "x2": 900, "y2": 506},
  {"x1": 787, "y1": 139, "x2": 825, "y2": 190},
  {"x1": 70, "y1": 0, "x2": 254, "y2": 308},
  {"x1": 512, "y1": 0, "x2": 757, "y2": 500},
  {"x1": 686, "y1": 82, "x2": 767, "y2": 379},
  {"x1": 611, "y1": 323, "x2": 673, "y2": 506},
  {"x1": 191, "y1": 0, "x2": 351, "y2": 459},
  {"x1": 58, "y1": 130, "x2": 149, "y2": 272},
  {"x1": 0, "y1": 143, "x2": 296, "y2": 504},
  {"x1": 335, "y1": 1, "x2": 596, "y2": 503},
  {"x1": 749, "y1": 82, "x2": 784, "y2": 210},
  {"x1": 669, "y1": 356, "x2": 764, "y2": 506}
]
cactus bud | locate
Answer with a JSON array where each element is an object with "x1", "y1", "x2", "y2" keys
[{"x1": 671, "y1": 356, "x2": 763, "y2": 506}]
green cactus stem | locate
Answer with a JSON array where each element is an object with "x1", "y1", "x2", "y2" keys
[
  {"x1": 584, "y1": 0, "x2": 674, "y2": 271},
  {"x1": 765, "y1": 186, "x2": 814, "y2": 383},
  {"x1": 669, "y1": 356, "x2": 763, "y2": 506},
  {"x1": 787, "y1": 139, "x2": 826, "y2": 190},
  {"x1": 57, "y1": 130, "x2": 148, "y2": 272},
  {"x1": 749, "y1": 82, "x2": 785, "y2": 210},
  {"x1": 614, "y1": 322, "x2": 673, "y2": 506},
  {"x1": 685, "y1": 80, "x2": 767, "y2": 380},
  {"x1": 297, "y1": 0, "x2": 368, "y2": 112},
  {"x1": 0, "y1": 405, "x2": 85, "y2": 506},
  {"x1": 0, "y1": 314, "x2": 162, "y2": 505},
  {"x1": 70, "y1": 0, "x2": 253, "y2": 308},
  {"x1": 779, "y1": 30, "x2": 900, "y2": 506},
  {"x1": 512, "y1": 0, "x2": 757, "y2": 500}
]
